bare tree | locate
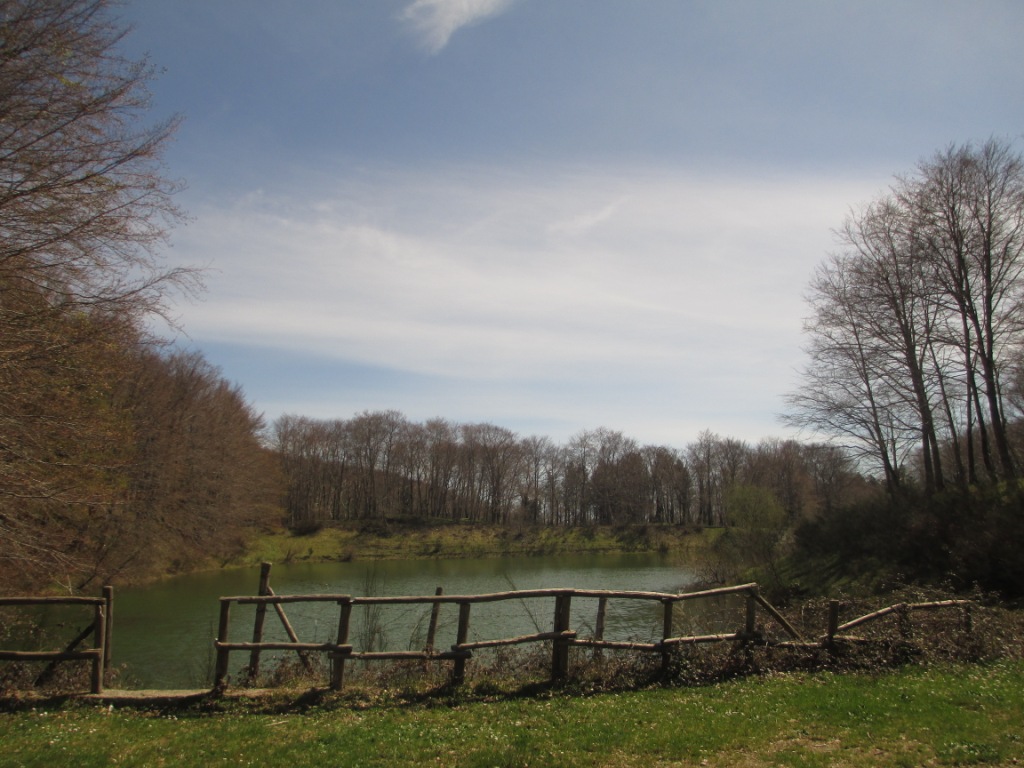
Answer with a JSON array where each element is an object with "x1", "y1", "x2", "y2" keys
[
  {"x1": 787, "y1": 139, "x2": 1024, "y2": 494},
  {"x1": 0, "y1": 1, "x2": 199, "y2": 588},
  {"x1": 686, "y1": 430, "x2": 718, "y2": 526},
  {"x1": 642, "y1": 445, "x2": 691, "y2": 524},
  {"x1": 786, "y1": 252, "x2": 915, "y2": 494},
  {"x1": 908, "y1": 140, "x2": 1024, "y2": 481},
  {"x1": 347, "y1": 410, "x2": 407, "y2": 519},
  {"x1": 0, "y1": 0, "x2": 196, "y2": 316},
  {"x1": 520, "y1": 435, "x2": 555, "y2": 525},
  {"x1": 116, "y1": 350, "x2": 276, "y2": 585},
  {"x1": 840, "y1": 197, "x2": 949, "y2": 492}
]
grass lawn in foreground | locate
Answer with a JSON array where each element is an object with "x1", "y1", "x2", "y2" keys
[{"x1": 2, "y1": 660, "x2": 1022, "y2": 767}]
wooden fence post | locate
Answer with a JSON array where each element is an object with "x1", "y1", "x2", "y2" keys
[
  {"x1": 102, "y1": 586, "x2": 113, "y2": 676},
  {"x1": 214, "y1": 599, "x2": 232, "y2": 691},
  {"x1": 451, "y1": 602, "x2": 471, "y2": 685},
  {"x1": 90, "y1": 603, "x2": 106, "y2": 694},
  {"x1": 425, "y1": 587, "x2": 443, "y2": 653},
  {"x1": 247, "y1": 562, "x2": 273, "y2": 683},
  {"x1": 826, "y1": 599, "x2": 840, "y2": 651},
  {"x1": 551, "y1": 593, "x2": 572, "y2": 682},
  {"x1": 593, "y1": 596, "x2": 608, "y2": 661},
  {"x1": 744, "y1": 587, "x2": 758, "y2": 639},
  {"x1": 660, "y1": 598, "x2": 674, "y2": 674},
  {"x1": 331, "y1": 599, "x2": 352, "y2": 691}
]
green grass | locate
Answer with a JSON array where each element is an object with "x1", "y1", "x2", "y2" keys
[
  {"x1": 234, "y1": 522, "x2": 713, "y2": 569},
  {"x1": 3, "y1": 660, "x2": 1023, "y2": 767}
]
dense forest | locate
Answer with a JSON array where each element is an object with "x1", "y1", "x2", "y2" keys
[
  {"x1": 0, "y1": 0, "x2": 275, "y2": 592},
  {"x1": 273, "y1": 413, "x2": 867, "y2": 531},
  {"x1": 2, "y1": 0, "x2": 1023, "y2": 600}
]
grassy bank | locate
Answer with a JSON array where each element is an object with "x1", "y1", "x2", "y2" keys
[
  {"x1": 234, "y1": 522, "x2": 712, "y2": 569},
  {"x1": 3, "y1": 660, "x2": 1023, "y2": 767}
]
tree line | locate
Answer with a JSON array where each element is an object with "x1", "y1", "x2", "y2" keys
[
  {"x1": 0, "y1": 0, "x2": 274, "y2": 592},
  {"x1": 273, "y1": 412, "x2": 867, "y2": 531}
]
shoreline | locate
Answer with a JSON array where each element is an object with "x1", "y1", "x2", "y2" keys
[{"x1": 230, "y1": 521, "x2": 713, "y2": 570}]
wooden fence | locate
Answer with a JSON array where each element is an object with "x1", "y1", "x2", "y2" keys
[
  {"x1": 214, "y1": 578, "x2": 808, "y2": 691},
  {"x1": 0, "y1": 587, "x2": 114, "y2": 694},
  {"x1": 0, "y1": 577, "x2": 976, "y2": 697},
  {"x1": 213, "y1": 566, "x2": 977, "y2": 693}
]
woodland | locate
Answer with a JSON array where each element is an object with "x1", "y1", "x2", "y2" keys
[
  {"x1": 2, "y1": 0, "x2": 1024, "y2": 601},
  {"x1": 0, "y1": 0, "x2": 276, "y2": 592}
]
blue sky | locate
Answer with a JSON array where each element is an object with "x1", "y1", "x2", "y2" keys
[{"x1": 119, "y1": 0, "x2": 1024, "y2": 447}]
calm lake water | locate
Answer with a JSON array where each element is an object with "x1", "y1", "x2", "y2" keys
[{"x1": 106, "y1": 552, "x2": 729, "y2": 689}]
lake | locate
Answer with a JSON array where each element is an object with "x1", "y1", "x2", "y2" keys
[{"x1": 108, "y1": 552, "x2": 729, "y2": 689}]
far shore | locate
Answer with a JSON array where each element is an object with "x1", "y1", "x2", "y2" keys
[{"x1": 229, "y1": 520, "x2": 715, "y2": 570}]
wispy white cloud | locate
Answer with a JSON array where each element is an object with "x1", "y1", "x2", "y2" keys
[
  {"x1": 167, "y1": 163, "x2": 883, "y2": 443},
  {"x1": 399, "y1": 0, "x2": 517, "y2": 54},
  {"x1": 125, "y1": 0, "x2": 1024, "y2": 446}
]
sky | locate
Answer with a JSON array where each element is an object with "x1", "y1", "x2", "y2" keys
[{"x1": 117, "y1": 0, "x2": 1024, "y2": 448}]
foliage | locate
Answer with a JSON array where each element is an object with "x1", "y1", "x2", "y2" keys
[
  {"x1": 711, "y1": 485, "x2": 793, "y2": 591},
  {"x1": 0, "y1": 1, "x2": 276, "y2": 592},
  {"x1": 235, "y1": 521, "x2": 710, "y2": 567},
  {"x1": 792, "y1": 484, "x2": 1024, "y2": 599},
  {"x1": 114, "y1": 349, "x2": 280, "y2": 581}
]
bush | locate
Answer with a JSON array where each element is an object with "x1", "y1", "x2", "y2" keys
[
  {"x1": 288, "y1": 519, "x2": 324, "y2": 536},
  {"x1": 791, "y1": 484, "x2": 1024, "y2": 600}
]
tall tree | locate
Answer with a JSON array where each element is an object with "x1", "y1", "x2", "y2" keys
[
  {"x1": 787, "y1": 139, "x2": 1024, "y2": 493},
  {"x1": 113, "y1": 350, "x2": 276, "y2": 584},
  {"x1": 841, "y1": 198, "x2": 948, "y2": 492},
  {"x1": 909, "y1": 140, "x2": 1024, "y2": 481},
  {"x1": 786, "y1": 252, "x2": 914, "y2": 494},
  {"x1": 0, "y1": 0, "x2": 198, "y2": 588}
]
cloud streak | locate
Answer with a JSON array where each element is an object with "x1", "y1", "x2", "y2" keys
[
  {"x1": 167, "y1": 163, "x2": 882, "y2": 443},
  {"x1": 400, "y1": 0, "x2": 517, "y2": 53}
]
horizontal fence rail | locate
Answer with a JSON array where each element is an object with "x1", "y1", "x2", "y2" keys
[
  {"x1": 213, "y1": 581, "x2": 811, "y2": 691},
  {"x1": 825, "y1": 598, "x2": 973, "y2": 645},
  {"x1": 0, "y1": 588, "x2": 114, "y2": 694}
]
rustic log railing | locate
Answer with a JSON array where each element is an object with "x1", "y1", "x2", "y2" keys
[
  {"x1": 213, "y1": 581, "x2": 804, "y2": 691},
  {"x1": 818, "y1": 598, "x2": 974, "y2": 648},
  {"x1": 0, "y1": 580, "x2": 977, "y2": 697},
  {"x1": 0, "y1": 587, "x2": 113, "y2": 694}
]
